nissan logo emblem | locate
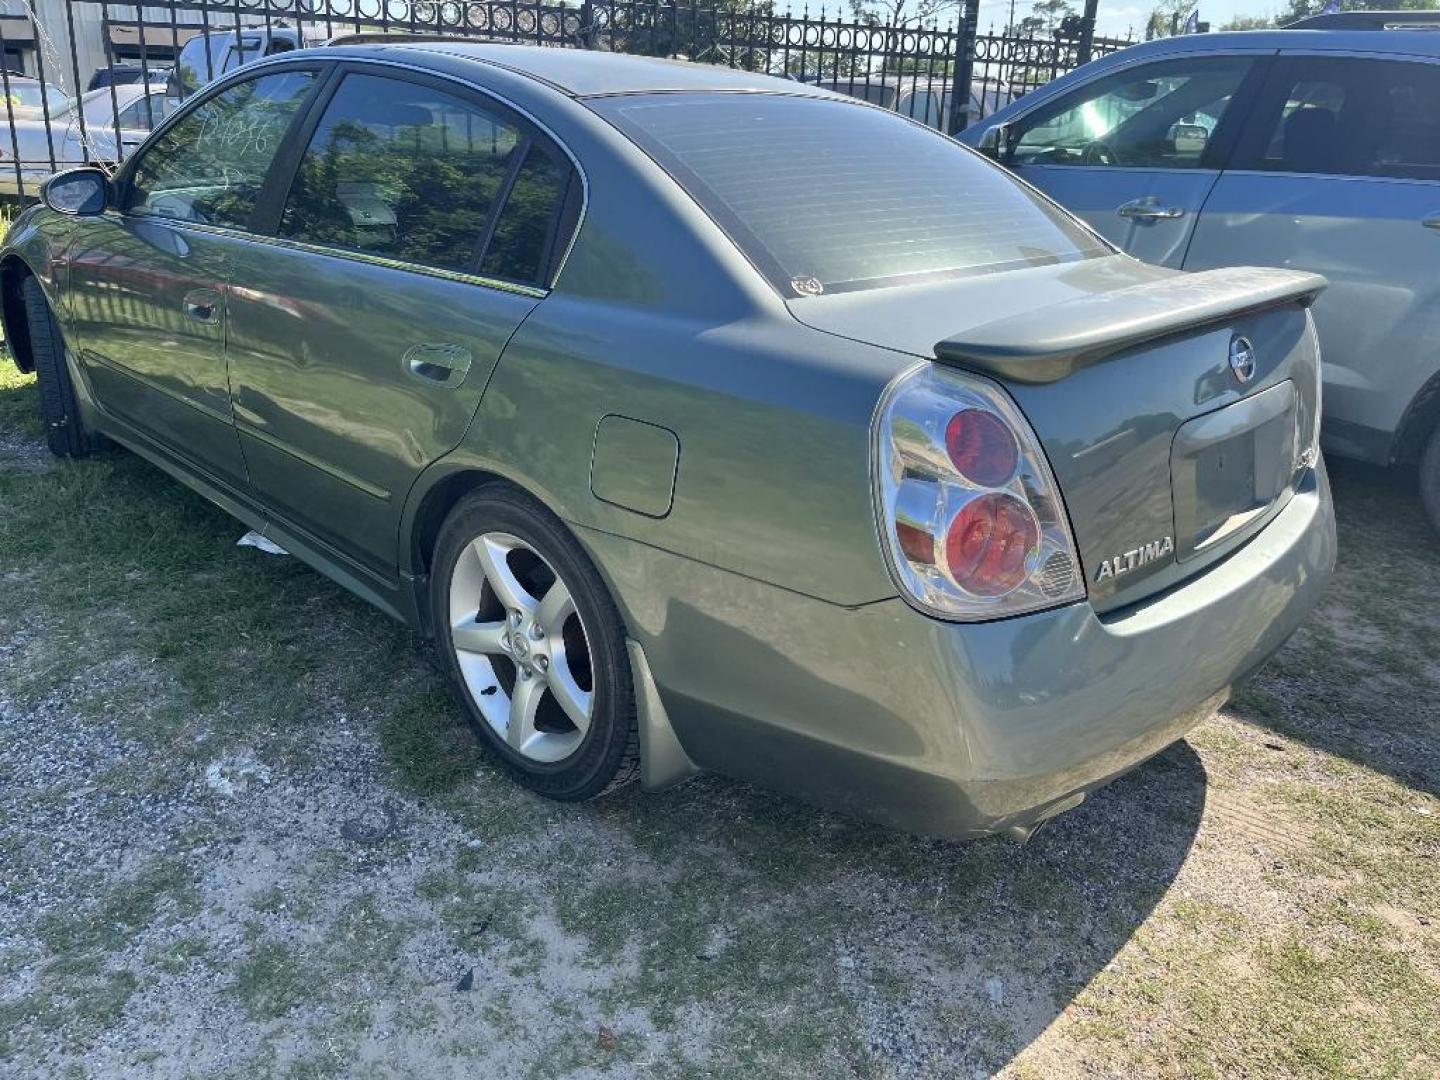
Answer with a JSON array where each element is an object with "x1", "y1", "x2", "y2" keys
[{"x1": 1228, "y1": 335, "x2": 1257, "y2": 384}]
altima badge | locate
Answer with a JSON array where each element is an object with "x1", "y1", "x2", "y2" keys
[
  {"x1": 1095, "y1": 536, "x2": 1175, "y2": 583},
  {"x1": 1229, "y1": 335, "x2": 1256, "y2": 384}
]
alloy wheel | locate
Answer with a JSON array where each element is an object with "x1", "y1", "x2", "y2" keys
[{"x1": 446, "y1": 531, "x2": 596, "y2": 763}]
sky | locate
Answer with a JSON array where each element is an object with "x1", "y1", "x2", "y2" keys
[
  {"x1": 776, "y1": 0, "x2": 1289, "y2": 44},
  {"x1": 976, "y1": 0, "x2": 1285, "y2": 37}
]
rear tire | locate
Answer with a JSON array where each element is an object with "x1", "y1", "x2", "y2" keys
[
  {"x1": 1420, "y1": 426, "x2": 1440, "y2": 538},
  {"x1": 429, "y1": 483, "x2": 639, "y2": 801},
  {"x1": 21, "y1": 276, "x2": 98, "y2": 458}
]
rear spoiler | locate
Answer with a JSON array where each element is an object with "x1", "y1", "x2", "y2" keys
[{"x1": 933, "y1": 267, "x2": 1327, "y2": 385}]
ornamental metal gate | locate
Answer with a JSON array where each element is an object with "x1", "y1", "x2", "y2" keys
[{"x1": 0, "y1": 0, "x2": 1132, "y2": 200}]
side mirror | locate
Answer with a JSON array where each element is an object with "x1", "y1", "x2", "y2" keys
[
  {"x1": 40, "y1": 167, "x2": 109, "y2": 216},
  {"x1": 1171, "y1": 122, "x2": 1209, "y2": 155},
  {"x1": 978, "y1": 123, "x2": 1015, "y2": 164}
]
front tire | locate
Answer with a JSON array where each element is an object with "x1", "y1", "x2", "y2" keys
[
  {"x1": 429, "y1": 484, "x2": 639, "y2": 800},
  {"x1": 21, "y1": 276, "x2": 98, "y2": 458},
  {"x1": 1420, "y1": 426, "x2": 1440, "y2": 537}
]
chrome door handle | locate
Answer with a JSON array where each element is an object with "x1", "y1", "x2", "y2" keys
[
  {"x1": 402, "y1": 342, "x2": 473, "y2": 388},
  {"x1": 1117, "y1": 198, "x2": 1184, "y2": 221},
  {"x1": 182, "y1": 288, "x2": 220, "y2": 323},
  {"x1": 1423, "y1": 214, "x2": 1440, "y2": 231}
]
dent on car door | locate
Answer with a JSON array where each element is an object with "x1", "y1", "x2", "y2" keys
[
  {"x1": 225, "y1": 69, "x2": 577, "y2": 580},
  {"x1": 64, "y1": 67, "x2": 321, "y2": 493},
  {"x1": 1005, "y1": 53, "x2": 1268, "y2": 268},
  {"x1": 1186, "y1": 54, "x2": 1440, "y2": 461}
]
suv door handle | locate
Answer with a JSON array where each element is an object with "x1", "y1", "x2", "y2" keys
[
  {"x1": 1117, "y1": 198, "x2": 1185, "y2": 221},
  {"x1": 182, "y1": 288, "x2": 220, "y2": 323},
  {"x1": 1423, "y1": 214, "x2": 1440, "y2": 231},
  {"x1": 402, "y1": 343, "x2": 473, "y2": 388}
]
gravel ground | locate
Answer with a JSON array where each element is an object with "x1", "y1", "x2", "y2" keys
[{"x1": 1, "y1": 364, "x2": 1437, "y2": 1079}]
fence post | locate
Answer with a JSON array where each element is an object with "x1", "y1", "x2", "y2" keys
[
  {"x1": 946, "y1": 0, "x2": 980, "y2": 136},
  {"x1": 1077, "y1": 0, "x2": 1099, "y2": 65},
  {"x1": 579, "y1": 0, "x2": 597, "y2": 49}
]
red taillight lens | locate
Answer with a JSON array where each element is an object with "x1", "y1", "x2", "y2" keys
[
  {"x1": 944, "y1": 408, "x2": 1019, "y2": 486},
  {"x1": 945, "y1": 493, "x2": 1038, "y2": 596}
]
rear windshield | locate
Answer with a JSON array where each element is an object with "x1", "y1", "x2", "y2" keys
[{"x1": 594, "y1": 92, "x2": 1108, "y2": 296}]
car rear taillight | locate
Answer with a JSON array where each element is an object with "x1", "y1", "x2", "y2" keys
[{"x1": 874, "y1": 364, "x2": 1084, "y2": 620}]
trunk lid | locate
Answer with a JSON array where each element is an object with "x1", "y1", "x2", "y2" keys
[{"x1": 790, "y1": 257, "x2": 1326, "y2": 612}]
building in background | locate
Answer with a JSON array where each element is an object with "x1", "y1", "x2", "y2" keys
[{"x1": 0, "y1": 1, "x2": 206, "y2": 92}]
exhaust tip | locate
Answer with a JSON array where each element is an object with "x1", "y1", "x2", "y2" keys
[{"x1": 1000, "y1": 792, "x2": 1086, "y2": 845}]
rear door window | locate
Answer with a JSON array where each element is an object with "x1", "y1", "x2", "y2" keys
[
  {"x1": 478, "y1": 143, "x2": 572, "y2": 285},
  {"x1": 1231, "y1": 55, "x2": 1440, "y2": 180},
  {"x1": 595, "y1": 91, "x2": 1107, "y2": 296},
  {"x1": 278, "y1": 72, "x2": 573, "y2": 284}
]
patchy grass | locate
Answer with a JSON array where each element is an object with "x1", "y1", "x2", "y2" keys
[{"x1": 1, "y1": 366, "x2": 1438, "y2": 1078}]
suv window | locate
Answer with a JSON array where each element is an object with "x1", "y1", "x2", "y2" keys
[
  {"x1": 125, "y1": 69, "x2": 317, "y2": 228},
  {"x1": 1234, "y1": 56, "x2": 1440, "y2": 180},
  {"x1": 279, "y1": 73, "x2": 573, "y2": 283},
  {"x1": 1012, "y1": 56, "x2": 1255, "y2": 169}
]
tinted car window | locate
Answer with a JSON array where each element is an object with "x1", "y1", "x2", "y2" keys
[
  {"x1": 597, "y1": 92, "x2": 1106, "y2": 296},
  {"x1": 479, "y1": 143, "x2": 571, "y2": 285},
  {"x1": 279, "y1": 74, "x2": 523, "y2": 275},
  {"x1": 125, "y1": 69, "x2": 316, "y2": 228},
  {"x1": 114, "y1": 92, "x2": 176, "y2": 131},
  {"x1": 1236, "y1": 56, "x2": 1440, "y2": 180},
  {"x1": 1013, "y1": 57, "x2": 1254, "y2": 169}
]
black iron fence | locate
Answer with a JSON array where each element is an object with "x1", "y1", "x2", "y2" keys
[{"x1": 0, "y1": 0, "x2": 1132, "y2": 200}]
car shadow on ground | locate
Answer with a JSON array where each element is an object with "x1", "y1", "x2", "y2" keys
[
  {"x1": 575, "y1": 738, "x2": 1209, "y2": 1071},
  {"x1": 1226, "y1": 456, "x2": 1440, "y2": 799}
]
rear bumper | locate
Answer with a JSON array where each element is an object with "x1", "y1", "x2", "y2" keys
[{"x1": 580, "y1": 464, "x2": 1336, "y2": 839}]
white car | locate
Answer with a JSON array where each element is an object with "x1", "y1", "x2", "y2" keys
[
  {"x1": 813, "y1": 75, "x2": 1014, "y2": 131},
  {"x1": 0, "y1": 84, "x2": 177, "y2": 197},
  {"x1": 0, "y1": 76, "x2": 71, "y2": 121}
]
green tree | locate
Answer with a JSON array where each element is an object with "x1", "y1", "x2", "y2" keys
[
  {"x1": 1220, "y1": 13, "x2": 1274, "y2": 28},
  {"x1": 1273, "y1": 0, "x2": 1438, "y2": 23},
  {"x1": 847, "y1": 0, "x2": 963, "y2": 29},
  {"x1": 1029, "y1": 0, "x2": 1076, "y2": 32},
  {"x1": 599, "y1": 0, "x2": 777, "y2": 68},
  {"x1": 1145, "y1": 0, "x2": 1193, "y2": 39}
]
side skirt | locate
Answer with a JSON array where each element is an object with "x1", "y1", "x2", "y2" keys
[{"x1": 92, "y1": 408, "x2": 420, "y2": 629}]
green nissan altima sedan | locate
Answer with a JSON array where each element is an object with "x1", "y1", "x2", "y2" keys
[{"x1": 0, "y1": 42, "x2": 1337, "y2": 839}]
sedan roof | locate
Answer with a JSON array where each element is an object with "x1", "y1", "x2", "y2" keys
[{"x1": 328, "y1": 41, "x2": 835, "y2": 98}]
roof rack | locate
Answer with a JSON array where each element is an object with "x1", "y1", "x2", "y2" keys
[
  {"x1": 322, "y1": 31, "x2": 509, "y2": 47},
  {"x1": 1287, "y1": 10, "x2": 1440, "y2": 30}
]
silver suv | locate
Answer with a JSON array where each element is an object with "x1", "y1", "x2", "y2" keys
[{"x1": 964, "y1": 13, "x2": 1440, "y2": 531}]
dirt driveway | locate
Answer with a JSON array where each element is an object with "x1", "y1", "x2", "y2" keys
[{"x1": 2, "y1": 364, "x2": 1437, "y2": 1079}]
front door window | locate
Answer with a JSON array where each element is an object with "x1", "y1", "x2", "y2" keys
[
  {"x1": 1012, "y1": 57, "x2": 1256, "y2": 169},
  {"x1": 124, "y1": 69, "x2": 318, "y2": 228}
]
